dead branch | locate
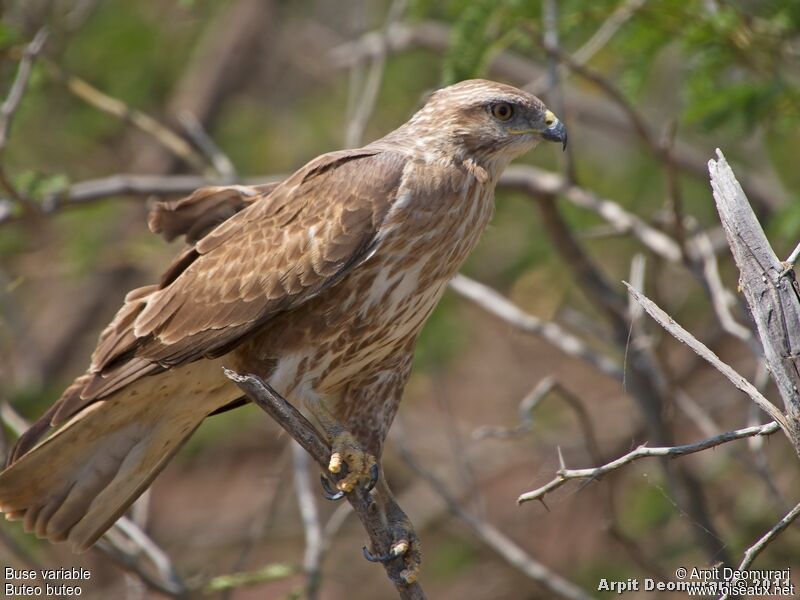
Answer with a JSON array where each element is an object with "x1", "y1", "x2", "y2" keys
[
  {"x1": 527, "y1": 0, "x2": 646, "y2": 94},
  {"x1": 449, "y1": 274, "x2": 622, "y2": 381},
  {"x1": 709, "y1": 149, "x2": 800, "y2": 454},
  {"x1": 472, "y1": 376, "x2": 602, "y2": 465},
  {"x1": 0, "y1": 28, "x2": 49, "y2": 153},
  {"x1": 344, "y1": 0, "x2": 407, "y2": 148},
  {"x1": 178, "y1": 111, "x2": 237, "y2": 182},
  {"x1": 44, "y1": 62, "x2": 209, "y2": 174},
  {"x1": 397, "y1": 444, "x2": 593, "y2": 600},
  {"x1": 290, "y1": 441, "x2": 323, "y2": 600},
  {"x1": 517, "y1": 421, "x2": 780, "y2": 505},
  {"x1": 500, "y1": 165, "x2": 683, "y2": 263},
  {"x1": 625, "y1": 284, "x2": 790, "y2": 436},
  {"x1": 223, "y1": 369, "x2": 426, "y2": 599},
  {"x1": 718, "y1": 500, "x2": 800, "y2": 600}
]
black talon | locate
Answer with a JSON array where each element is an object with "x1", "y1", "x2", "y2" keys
[
  {"x1": 362, "y1": 545, "x2": 397, "y2": 563},
  {"x1": 320, "y1": 474, "x2": 345, "y2": 501},
  {"x1": 364, "y1": 463, "x2": 379, "y2": 493}
]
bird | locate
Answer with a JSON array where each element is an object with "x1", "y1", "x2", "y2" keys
[{"x1": 0, "y1": 79, "x2": 566, "y2": 583}]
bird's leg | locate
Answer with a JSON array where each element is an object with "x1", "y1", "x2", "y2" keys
[
  {"x1": 305, "y1": 396, "x2": 379, "y2": 496},
  {"x1": 363, "y1": 473, "x2": 422, "y2": 584}
]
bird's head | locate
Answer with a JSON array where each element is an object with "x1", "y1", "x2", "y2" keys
[{"x1": 405, "y1": 79, "x2": 567, "y2": 173}]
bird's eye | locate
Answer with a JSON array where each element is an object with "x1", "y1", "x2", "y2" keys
[{"x1": 490, "y1": 102, "x2": 514, "y2": 121}]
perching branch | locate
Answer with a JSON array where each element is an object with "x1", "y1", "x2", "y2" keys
[
  {"x1": 223, "y1": 369, "x2": 427, "y2": 600},
  {"x1": 517, "y1": 421, "x2": 780, "y2": 505}
]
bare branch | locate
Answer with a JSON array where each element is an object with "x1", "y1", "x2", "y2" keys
[
  {"x1": 44, "y1": 62, "x2": 209, "y2": 173},
  {"x1": 500, "y1": 165, "x2": 683, "y2": 263},
  {"x1": 291, "y1": 441, "x2": 323, "y2": 600},
  {"x1": 517, "y1": 421, "x2": 780, "y2": 505},
  {"x1": 344, "y1": 0, "x2": 407, "y2": 148},
  {"x1": 449, "y1": 274, "x2": 622, "y2": 381},
  {"x1": 693, "y1": 230, "x2": 752, "y2": 341},
  {"x1": 201, "y1": 563, "x2": 298, "y2": 594},
  {"x1": 223, "y1": 369, "x2": 427, "y2": 599},
  {"x1": 624, "y1": 283, "x2": 790, "y2": 435},
  {"x1": 734, "y1": 501, "x2": 800, "y2": 571},
  {"x1": 541, "y1": 0, "x2": 576, "y2": 182},
  {"x1": 0, "y1": 29, "x2": 49, "y2": 153},
  {"x1": 178, "y1": 111, "x2": 237, "y2": 182},
  {"x1": 527, "y1": 0, "x2": 647, "y2": 94},
  {"x1": 397, "y1": 444, "x2": 594, "y2": 600},
  {"x1": 709, "y1": 149, "x2": 800, "y2": 453},
  {"x1": 473, "y1": 376, "x2": 603, "y2": 465}
]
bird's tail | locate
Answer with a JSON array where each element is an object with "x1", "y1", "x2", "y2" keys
[{"x1": 0, "y1": 371, "x2": 230, "y2": 552}]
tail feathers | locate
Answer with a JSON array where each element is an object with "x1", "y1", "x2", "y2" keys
[{"x1": 0, "y1": 392, "x2": 203, "y2": 552}]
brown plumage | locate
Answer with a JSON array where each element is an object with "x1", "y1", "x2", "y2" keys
[{"x1": 0, "y1": 79, "x2": 566, "y2": 553}]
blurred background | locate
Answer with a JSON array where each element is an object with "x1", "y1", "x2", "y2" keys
[{"x1": 1, "y1": 0, "x2": 799, "y2": 598}]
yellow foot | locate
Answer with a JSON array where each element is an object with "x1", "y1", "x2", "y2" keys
[
  {"x1": 363, "y1": 502, "x2": 422, "y2": 585},
  {"x1": 321, "y1": 430, "x2": 378, "y2": 497}
]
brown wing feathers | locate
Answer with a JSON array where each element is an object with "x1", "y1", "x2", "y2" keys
[{"x1": 8, "y1": 149, "x2": 407, "y2": 461}]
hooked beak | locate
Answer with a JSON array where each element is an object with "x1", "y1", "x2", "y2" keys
[{"x1": 542, "y1": 118, "x2": 567, "y2": 151}]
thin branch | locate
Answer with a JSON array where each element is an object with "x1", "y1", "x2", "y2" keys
[
  {"x1": 0, "y1": 28, "x2": 49, "y2": 153},
  {"x1": 517, "y1": 421, "x2": 780, "y2": 504},
  {"x1": 532, "y1": 28, "x2": 657, "y2": 151},
  {"x1": 734, "y1": 501, "x2": 800, "y2": 571},
  {"x1": 624, "y1": 283, "x2": 791, "y2": 434},
  {"x1": 472, "y1": 376, "x2": 603, "y2": 465},
  {"x1": 501, "y1": 164, "x2": 684, "y2": 264},
  {"x1": 111, "y1": 517, "x2": 186, "y2": 596},
  {"x1": 291, "y1": 441, "x2": 323, "y2": 600},
  {"x1": 541, "y1": 0, "x2": 576, "y2": 182},
  {"x1": 449, "y1": 274, "x2": 623, "y2": 381},
  {"x1": 397, "y1": 444, "x2": 594, "y2": 600},
  {"x1": 94, "y1": 539, "x2": 184, "y2": 599},
  {"x1": 784, "y1": 240, "x2": 800, "y2": 269},
  {"x1": 0, "y1": 173, "x2": 285, "y2": 225},
  {"x1": 44, "y1": 61, "x2": 209, "y2": 174},
  {"x1": 527, "y1": 0, "x2": 647, "y2": 94},
  {"x1": 693, "y1": 230, "x2": 752, "y2": 341},
  {"x1": 344, "y1": 0, "x2": 406, "y2": 148},
  {"x1": 178, "y1": 111, "x2": 237, "y2": 182},
  {"x1": 201, "y1": 563, "x2": 298, "y2": 594},
  {"x1": 223, "y1": 368, "x2": 426, "y2": 599}
]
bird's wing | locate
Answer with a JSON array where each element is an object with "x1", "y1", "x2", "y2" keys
[
  {"x1": 147, "y1": 181, "x2": 280, "y2": 244},
  {"x1": 51, "y1": 148, "x2": 408, "y2": 424}
]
